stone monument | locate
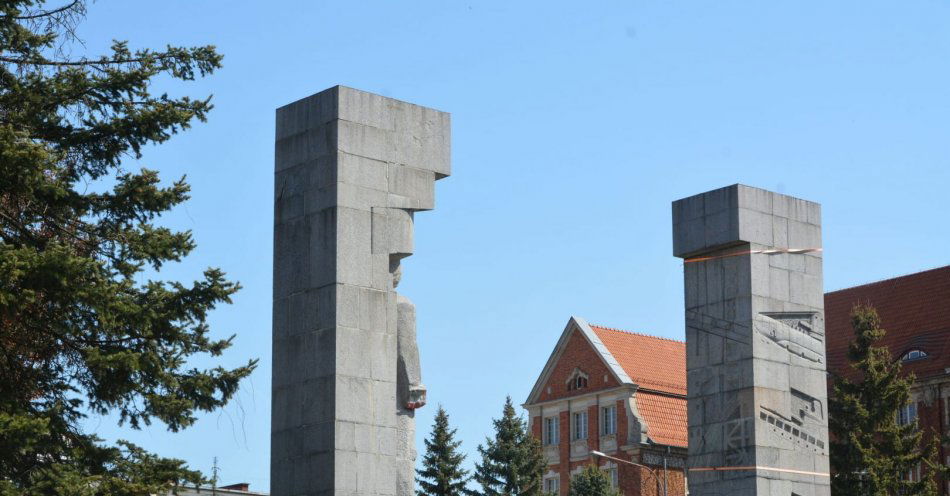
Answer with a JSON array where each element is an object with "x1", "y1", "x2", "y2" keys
[
  {"x1": 672, "y1": 185, "x2": 830, "y2": 496},
  {"x1": 272, "y1": 86, "x2": 449, "y2": 495}
]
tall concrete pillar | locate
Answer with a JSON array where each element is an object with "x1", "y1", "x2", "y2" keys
[
  {"x1": 672, "y1": 185, "x2": 830, "y2": 496},
  {"x1": 272, "y1": 86, "x2": 449, "y2": 496}
]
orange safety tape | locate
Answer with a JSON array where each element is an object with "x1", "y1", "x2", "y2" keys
[
  {"x1": 688, "y1": 465, "x2": 829, "y2": 477},
  {"x1": 684, "y1": 247, "x2": 822, "y2": 264}
]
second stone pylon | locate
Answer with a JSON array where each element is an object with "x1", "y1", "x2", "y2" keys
[{"x1": 672, "y1": 184, "x2": 830, "y2": 496}]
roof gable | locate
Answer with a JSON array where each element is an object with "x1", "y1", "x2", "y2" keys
[{"x1": 524, "y1": 316, "x2": 632, "y2": 405}]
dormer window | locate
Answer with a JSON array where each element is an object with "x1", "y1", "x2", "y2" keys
[
  {"x1": 900, "y1": 349, "x2": 929, "y2": 362},
  {"x1": 566, "y1": 368, "x2": 589, "y2": 391}
]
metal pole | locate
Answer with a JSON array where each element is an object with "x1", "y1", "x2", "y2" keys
[{"x1": 591, "y1": 450, "x2": 664, "y2": 495}]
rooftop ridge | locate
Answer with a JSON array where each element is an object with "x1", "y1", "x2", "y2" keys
[
  {"x1": 588, "y1": 324, "x2": 685, "y2": 344},
  {"x1": 826, "y1": 264, "x2": 950, "y2": 294}
]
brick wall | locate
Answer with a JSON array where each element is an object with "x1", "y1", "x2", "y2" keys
[
  {"x1": 559, "y1": 410, "x2": 570, "y2": 494},
  {"x1": 537, "y1": 331, "x2": 618, "y2": 403},
  {"x1": 914, "y1": 392, "x2": 950, "y2": 494},
  {"x1": 587, "y1": 404, "x2": 600, "y2": 453},
  {"x1": 616, "y1": 399, "x2": 628, "y2": 447}
]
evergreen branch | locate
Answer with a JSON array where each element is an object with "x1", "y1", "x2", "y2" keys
[{"x1": 1, "y1": 1, "x2": 79, "y2": 20}]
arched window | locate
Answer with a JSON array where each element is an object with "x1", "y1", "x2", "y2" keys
[
  {"x1": 900, "y1": 349, "x2": 928, "y2": 362},
  {"x1": 566, "y1": 368, "x2": 589, "y2": 391}
]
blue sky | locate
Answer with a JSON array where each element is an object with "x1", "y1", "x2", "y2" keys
[{"x1": 77, "y1": 1, "x2": 950, "y2": 490}]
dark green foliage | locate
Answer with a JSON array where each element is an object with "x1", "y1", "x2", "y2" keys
[
  {"x1": 474, "y1": 397, "x2": 546, "y2": 496},
  {"x1": 417, "y1": 406, "x2": 474, "y2": 496},
  {"x1": 829, "y1": 305, "x2": 946, "y2": 496},
  {"x1": 567, "y1": 465, "x2": 619, "y2": 496},
  {"x1": 0, "y1": 1, "x2": 256, "y2": 494}
]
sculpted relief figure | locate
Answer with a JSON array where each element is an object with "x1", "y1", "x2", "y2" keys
[{"x1": 393, "y1": 261, "x2": 427, "y2": 410}]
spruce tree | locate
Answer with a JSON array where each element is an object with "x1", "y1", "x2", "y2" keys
[
  {"x1": 0, "y1": 1, "x2": 256, "y2": 494},
  {"x1": 417, "y1": 406, "x2": 474, "y2": 496},
  {"x1": 474, "y1": 396, "x2": 546, "y2": 496},
  {"x1": 829, "y1": 304, "x2": 946, "y2": 496},
  {"x1": 568, "y1": 465, "x2": 619, "y2": 496}
]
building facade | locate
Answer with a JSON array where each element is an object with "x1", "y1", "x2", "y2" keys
[
  {"x1": 825, "y1": 265, "x2": 950, "y2": 493},
  {"x1": 175, "y1": 483, "x2": 266, "y2": 496},
  {"x1": 524, "y1": 317, "x2": 688, "y2": 496}
]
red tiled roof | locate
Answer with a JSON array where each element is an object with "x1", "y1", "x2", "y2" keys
[
  {"x1": 635, "y1": 392, "x2": 688, "y2": 447},
  {"x1": 588, "y1": 325, "x2": 687, "y2": 447},
  {"x1": 589, "y1": 325, "x2": 687, "y2": 395},
  {"x1": 825, "y1": 265, "x2": 950, "y2": 382}
]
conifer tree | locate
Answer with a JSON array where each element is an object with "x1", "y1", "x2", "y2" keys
[
  {"x1": 567, "y1": 465, "x2": 619, "y2": 496},
  {"x1": 829, "y1": 304, "x2": 946, "y2": 496},
  {"x1": 0, "y1": 1, "x2": 256, "y2": 494},
  {"x1": 417, "y1": 406, "x2": 474, "y2": 496},
  {"x1": 474, "y1": 396, "x2": 546, "y2": 496}
]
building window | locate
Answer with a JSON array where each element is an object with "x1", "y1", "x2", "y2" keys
[
  {"x1": 607, "y1": 467, "x2": 618, "y2": 488},
  {"x1": 544, "y1": 417, "x2": 559, "y2": 445},
  {"x1": 602, "y1": 405, "x2": 617, "y2": 436},
  {"x1": 573, "y1": 411, "x2": 588, "y2": 440},
  {"x1": 544, "y1": 476, "x2": 559, "y2": 495},
  {"x1": 903, "y1": 463, "x2": 922, "y2": 482},
  {"x1": 898, "y1": 402, "x2": 918, "y2": 426},
  {"x1": 900, "y1": 349, "x2": 929, "y2": 362}
]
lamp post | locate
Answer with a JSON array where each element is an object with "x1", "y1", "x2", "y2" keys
[{"x1": 590, "y1": 450, "x2": 667, "y2": 496}]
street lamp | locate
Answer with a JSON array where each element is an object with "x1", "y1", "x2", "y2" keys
[{"x1": 590, "y1": 450, "x2": 667, "y2": 496}]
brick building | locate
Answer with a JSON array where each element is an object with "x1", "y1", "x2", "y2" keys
[
  {"x1": 524, "y1": 317, "x2": 688, "y2": 496},
  {"x1": 175, "y1": 482, "x2": 266, "y2": 496},
  {"x1": 825, "y1": 265, "x2": 950, "y2": 492}
]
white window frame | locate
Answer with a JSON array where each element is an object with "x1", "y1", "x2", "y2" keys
[
  {"x1": 544, "y1": 476, "x2": 560, "y2": 495},
  {"x1": 573, "y1": 411, "x2": 588, "y2": 440},
  {"x1": 602, "y1": 405, "x2": 617, "y2": 436},
  {"x1": 900, "y1": 349, "x2": 928, "y2": 362},
  {"x1": 607, "y1": 466, "x2": 619, "y2": 488},
  {"x1": 898, "y1": 402, "x2": 918, "y2": 426},
  {"x1": 544, "y1": 416, "x2": 559, "y2": 446}
]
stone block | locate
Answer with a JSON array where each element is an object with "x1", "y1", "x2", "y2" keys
[
  {"x1": 335, "y1": 376, "x2": 375, "y2": 425},
  {"x1": 275, "y1": 125, "x2": 336, "y2": 173},
  {"x1": 737, "y1": 184, "x2": 773, "y2": 214},
  {"x1": 336, "y1": 181, "x2": 388, "y2": 212},
  {"x1": 768, "y1": 266, "x2": 790, "y2": 302},
  {"x1": 371, "y1": 207, "x2": 414, "y2": 258},
  {"x1": 391, "y1": 103, "x2": 451, "y2": 178},
  {"x1": 337, "y1": 119, "x2": 396, "y2": 164},
  {"x1": 272, "y1": 328, "x2": 336, "y2": 387},
  {"x1": 276, "y1": 88, "x2": 339, "y2": 140},
  {"x1": 704, "y1": 210, "x2": 735, "y2": 248},
  {"x1": 338, "y1": 86, "x2": 398, "y2": 130},
  {"x1": 387, "y1": 164, "x2": 435, "y2": 211},
  {"x1": 788, "y1": 219, "x2": 821, "y2": 249},
  {"x1": 358, "y1": 287, "x2": 389, "y2": 333},
  {"x1": 704, "y1": 185, "x2": 735, "y2": 215},
  {"x1": 738, "y1": 208, "x2": 774, "y2": 247},
  {"x1": 339, "y1": 152, "x2": 388, "y2": 191},
  {"x1": 334, "y1": 207, "x2": 373, "y2": 287}
]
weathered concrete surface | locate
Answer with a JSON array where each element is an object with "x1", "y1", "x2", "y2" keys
[
  {"x1": 272, "y1": 86, "x2": 449, "y2": 496},
  {"x1": 672, "y1": 185, "x2": 830, "y2": 496}
]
